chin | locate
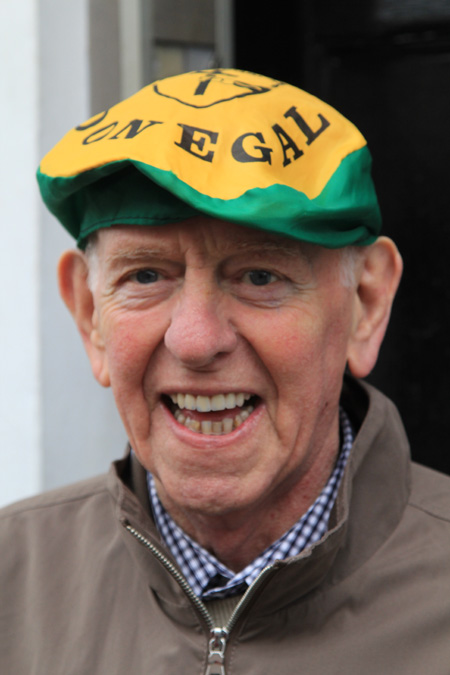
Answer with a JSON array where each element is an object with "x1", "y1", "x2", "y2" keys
[{"x1": 165, "y1": 475, "x2": 258, "y2": 518}]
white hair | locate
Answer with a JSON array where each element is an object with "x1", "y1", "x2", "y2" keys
[
  {"x1": 339, "y1": 246, "x2": 365, "y2": 288},
  {"x1": 84, "y1": 235, "x2": 99, "y2": 293}
]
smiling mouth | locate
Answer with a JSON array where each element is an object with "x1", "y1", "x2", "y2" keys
[{"x1": 163, "y1": 392, "x2": 258, "y2": 435}]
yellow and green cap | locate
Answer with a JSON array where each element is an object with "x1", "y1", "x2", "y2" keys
[{"x1": 37, "y1": 68, "x2": 381, "y2": 248}]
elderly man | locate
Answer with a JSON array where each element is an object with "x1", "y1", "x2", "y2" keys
[{"x1": 1, "y1": 69, "x2": 449, "y2": 673}]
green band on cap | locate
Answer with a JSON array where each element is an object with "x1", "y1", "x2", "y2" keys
[{"x1": 37, "y1": 145, "x2": 380, "y2": 249}]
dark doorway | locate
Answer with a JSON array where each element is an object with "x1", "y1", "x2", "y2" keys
[{"x1": 234, "y1": 0, "x2": 450, "y2": 475}]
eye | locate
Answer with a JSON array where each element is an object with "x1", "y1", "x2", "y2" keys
[
  {"x1": 133, "y1": 269, "x2": 160, "y2": 284},
  {"x1": 244, "y1": 270, "x2": 278, "y2": 286}
]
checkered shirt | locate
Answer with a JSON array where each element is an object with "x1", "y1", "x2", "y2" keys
[{"x1": 147, "y1": 407, "x2": 354, "y2": 599}]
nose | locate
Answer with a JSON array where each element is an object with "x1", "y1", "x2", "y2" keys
[{"x1": 164, "y1": 281, "x2": 238, "y2": 369}]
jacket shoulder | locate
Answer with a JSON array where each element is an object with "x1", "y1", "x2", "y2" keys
[
  {"x1": 409, "y1": 461, "x2": 450, "y2": 522},
  {"x1": 0, "y1": 474, "x2": 109, "y2": 521}
]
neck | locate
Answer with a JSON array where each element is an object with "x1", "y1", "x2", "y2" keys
[{"x1": 156, "y1": 445, "x2": 339, "y2": 571}]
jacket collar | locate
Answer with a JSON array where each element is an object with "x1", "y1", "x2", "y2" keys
[{"x1": 107, "y1": 377, "x2": 411, "y2": 617}]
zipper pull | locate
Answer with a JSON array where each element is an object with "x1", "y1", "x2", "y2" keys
[{"x1": 205, "y1": 627, "x2": 228, "y2": 675}]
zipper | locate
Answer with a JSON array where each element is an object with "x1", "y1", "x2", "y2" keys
[
  {"x1": 205, "y1": 627, "x2": 228, "y2": 675},
  {"x1": 125, "y1": 523, "x2": 276, "y2": 675}
]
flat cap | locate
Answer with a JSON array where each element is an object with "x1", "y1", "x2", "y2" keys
[{"x1": 37, "y1": 68, "x2": 381, "y2": 248}]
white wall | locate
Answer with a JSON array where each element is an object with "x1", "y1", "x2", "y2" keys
[
  {"x1": 0, "y1": 0, "x2": 126, "y2": 508},
  {"x1": 0, "y1": 0, "x2": 41, "y2": 505},
  {"x1": 39, "y1": 0, "x2": 126, "y2": 494}
]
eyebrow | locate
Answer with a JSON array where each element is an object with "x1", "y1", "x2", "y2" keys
[{"x1": 104, "y1": 247, "x2": 178, "y2": 269}]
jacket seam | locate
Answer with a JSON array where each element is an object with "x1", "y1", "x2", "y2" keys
[
  {"x1": 0, "y1": 486, "x2": 108, "y2": 520},
  {"x1": 407, "y1": 500, "x2": 450, "y2": 524}
]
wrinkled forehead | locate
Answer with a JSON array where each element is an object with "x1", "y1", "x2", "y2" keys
[{"x1": 92, "y1": 217, "x2": 319, "y2": 266}]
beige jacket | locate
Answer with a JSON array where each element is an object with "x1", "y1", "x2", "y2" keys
[{"x1": 1, "y1": 378, "x2": 450, "y2": 674}]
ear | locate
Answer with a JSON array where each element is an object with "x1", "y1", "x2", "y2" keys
[
  {"x1": 347, "y1": 237, "x2": 403, "y2": 378},
  {"x1": 58, "y1": 250, "x2": 111, "y2": 387}
]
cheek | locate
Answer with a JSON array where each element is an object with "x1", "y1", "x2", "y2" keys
[
  {"x1": 99, "y1": 314, "x2": 166, "y2": 444},
  {"x1": 241, "y1": 307, "x2": 319, "y2": 368},
  {"x1": 243, "y1": 305, "x2": 351, "y2": 396},
  {"x1": 100, "y1": 311, "x2": 164, "y2": 385}
]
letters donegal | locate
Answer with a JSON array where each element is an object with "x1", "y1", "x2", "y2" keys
[{"x1": 37, "y1": 68, "x2": 381, "y2": 248}]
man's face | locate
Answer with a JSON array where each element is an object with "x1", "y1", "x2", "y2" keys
[{"x1": 88, "y1": 218, "x2": 360, "y2": 521}]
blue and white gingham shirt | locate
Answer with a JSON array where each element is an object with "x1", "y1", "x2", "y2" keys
[{"x1": 147, "y1": 408, "x2": 354, "y2": 599}]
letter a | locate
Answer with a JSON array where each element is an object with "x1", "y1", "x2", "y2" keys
[{"x1": 272, "y1": 123, "x2": 303, "y2": 167}]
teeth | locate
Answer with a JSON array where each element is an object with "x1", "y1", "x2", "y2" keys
[
  {"x1": 168, "y1": 391, "x2": 255, "y2": 436},
  {"x1": 188, "y1": 418, "x2": 201, "y2": 432},
  {"x1": 212, "y1": 421, "x2": 223, "y2": 434},
  {"x1": 222, "y1": 418, "x2": 234, "y2": 433},
  {"x1": 201, "y1": 420, "x2": 212, "y2": 434},
  {"x1": 196, "y1": 395, "x2": 211, "y2": 413},
  {"x1": 170, "y1": 392, "x2": 251, "y2": 412},
  {"x1": 225, "y1": 393, "x2": 236, "y2": 409},
  {"x1": 211, "y1": 394, "x2": 225, "y2": 411},
  {"x1": 173, "y1": 405, "x2": 254, "y2": 435},
  {"x1": 184, "y1": 394, "x2": 196, "y2": 411},
  {"x1": 233, "y1": 414, "x2": 243, "y2": 428}
]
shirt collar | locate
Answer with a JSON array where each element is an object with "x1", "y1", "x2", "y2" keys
[{"x1": 147, "y1": 407, "x2": 354, "y2": 599}]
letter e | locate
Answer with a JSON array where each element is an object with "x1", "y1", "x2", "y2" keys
[{"x1": 175, "y1": 124, "x2": 218, "y2": 162}]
